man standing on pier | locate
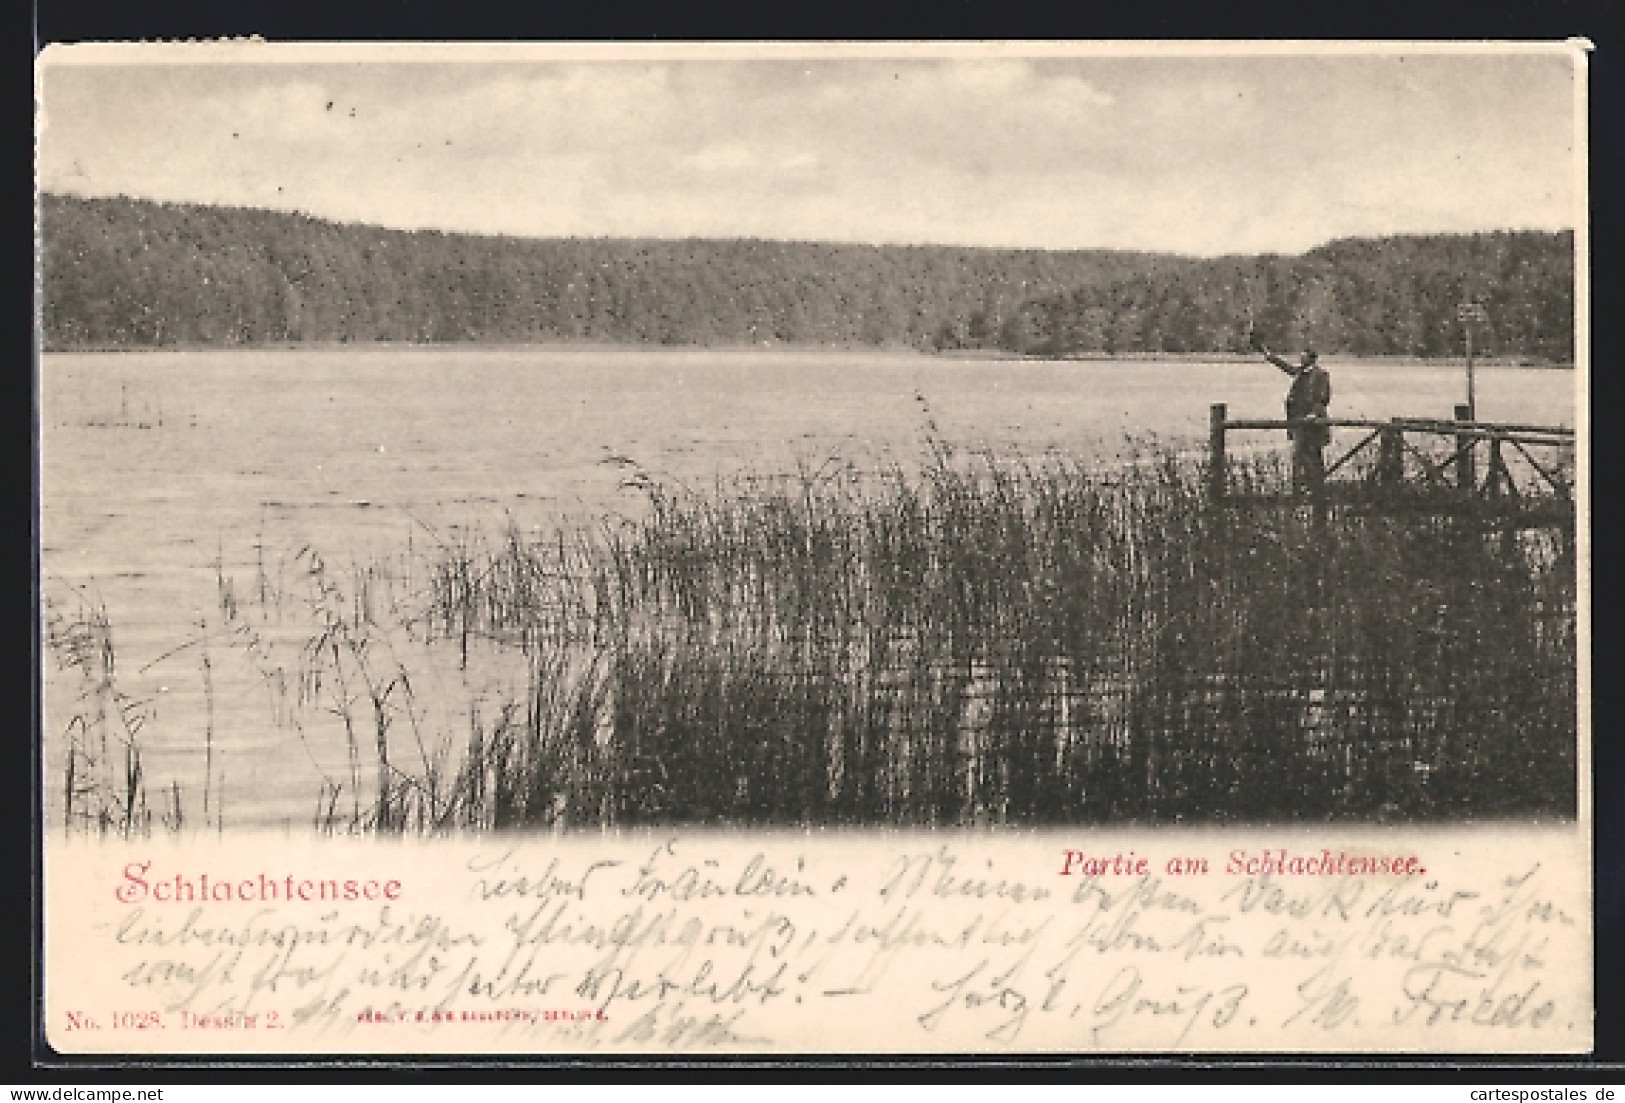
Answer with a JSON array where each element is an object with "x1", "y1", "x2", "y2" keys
[{"x1": 1261, "y1": 345, "x2": 1332, "y2": 493}]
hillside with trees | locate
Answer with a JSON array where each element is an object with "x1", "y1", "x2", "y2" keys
[
  {"x1": 1006, "y1": 232, "x2": 1574, "y2": 361},
  {"x1": 39, "y1": 194, "x2": 1574, "y2": 361}
]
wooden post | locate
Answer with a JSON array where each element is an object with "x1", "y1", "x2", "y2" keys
[
  {"x1": 1209, "y1": 403, "x2": 1227, "y2": 504},
  {"x1": 1485, "y1": 437, "x2": 1513, "y2": 557},
  {"x1": 1485, "y1": 438, "x2": 1506, "y2": 501},
  {"x1": 1455, "y1": 403, "x2": 1475, "y2": 493},
  {"x1": 1377, "y1": 420, "x2": 1403, "y2": 486}
]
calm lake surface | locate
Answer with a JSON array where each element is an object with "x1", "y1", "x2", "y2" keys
[{"x1": 40, "y1": 345, "x2": 1579, "y2": 829}]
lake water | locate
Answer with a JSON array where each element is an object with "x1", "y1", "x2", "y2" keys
[{"x1": 39, "y1": 345, "x2": 1579, "y2": 830}]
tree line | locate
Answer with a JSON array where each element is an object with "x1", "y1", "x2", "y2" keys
[
  {"x1": 40, "y1": 194, "x2": 1573, "y2": 361},
  {"x1": 1002, "y1": 232, "x2": 1574, "y2": 361}
]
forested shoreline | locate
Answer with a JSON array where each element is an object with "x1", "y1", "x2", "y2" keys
[{"x1": 40, "y1": 194, "x2": 1574, "y2": 361}]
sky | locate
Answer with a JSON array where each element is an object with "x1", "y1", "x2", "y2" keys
[{"x1": 35, "y1": 44, "x2": 1583, "y2": 255}]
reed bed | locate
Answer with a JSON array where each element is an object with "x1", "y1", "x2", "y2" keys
[
  {"x1": 44, "y1": 588, "x2": 172, "y2": 834},
  {"x1": 45, "y1": 442, "x2": 1575, "y2": 834},
  {"x1": 416, "y1": 448, "x2": 1576, "y2": 828}
]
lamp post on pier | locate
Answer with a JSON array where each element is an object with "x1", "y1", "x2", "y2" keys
[{"x1": 1457, "y1": 300, "x2": 1489, "y2": 422}]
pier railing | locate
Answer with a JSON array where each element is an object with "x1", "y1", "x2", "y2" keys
[{"x1": 1208, "y1": 402, "x2": 1576, "y2": 528}]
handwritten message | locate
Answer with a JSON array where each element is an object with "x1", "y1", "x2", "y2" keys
[{"x1": 45, "y1": 829, "x2": 1591, "y2": 1054}]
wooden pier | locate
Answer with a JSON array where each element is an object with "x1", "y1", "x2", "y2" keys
[{"x1": 1207, "y1": 402, "x2": 1576, "y2": 531}]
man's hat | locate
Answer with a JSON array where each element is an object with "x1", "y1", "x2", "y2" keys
[{"x1": 1303, "y1": 348, "x2": 1319, "y2": 362}]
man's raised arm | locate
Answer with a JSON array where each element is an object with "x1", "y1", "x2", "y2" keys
[{"x1": 1259, "y1": 345, "x2": 1299, "y2": 376}]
